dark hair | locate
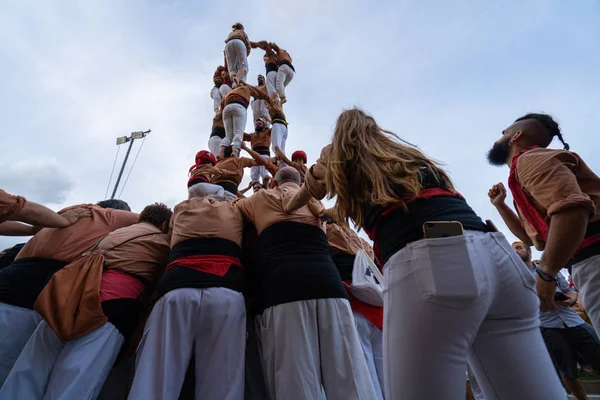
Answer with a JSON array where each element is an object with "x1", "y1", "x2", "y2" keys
[
  {"x1": 139, "y1": 203, "x2": 173, "y2": 229},
  {"x1": 512, "y1": 241, "x2": 531, "y2": 252},
  {"x1": 223, "y1": 146, "x2": 233, "y2": 158},
  {"x1": 232, "y1": 22, "x2": 244, "y2": 30},
  {"x1": 514, "y1": 113, "x2": 569, "y2": 150},
  {"x1": 97, "y1": 199, "x2": 131, "y2": 211}
]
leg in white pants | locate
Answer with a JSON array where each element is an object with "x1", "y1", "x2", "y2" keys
[
  {"x1": 0, "y1": 320, "x2": 124, "y2": 400},
  {"x1": 259, "y1": 298, "x2": 378, "y2": 400},
  {"x1": 0, "y1": 302, "x2": 41, "y2": 386},
  {"x1": 128, "y1": 287, "x2": 246, "y2": 400},
  {"x1": 250, "y1": 154, "x2": 269, "y2": 184},
  {"x1": 270, "y1": 123, "x2": 288, "y2": 167},
  {"x1": 251, "y1": 99, "x2": 268, "y2": 124},
  {"x1": 208, "y1": 135, "x2": 224, "y2": 156},
  {"x1": 224, "y1": 39, "x2": 249, "y2": 82},
  {"x1": 266, "y1": 71, "x2": 278, "y2": 98},
  {"x1": 275, "y1": 64, "x2": 295, "y2": 100},
  {"x1": 383, "y1": 231, "x2": 565, "y2": 399},
  {"x1": 219, "y1": 84, "x2": 232, "y2": 98},
  {"x1": 188, "y1": 182, "x2": 225, "y2": 199},
  {"x1": 573, "y1": 255, "x2": 600, "y2": 331},
  {"x1": 221, "y1": 103, "x2": 248, "y2": 150},
  {"x1": 354, "y1": 312, "x2": 384, "y2": 400},
  {"x1": 210, "y1": 86, "x2": 222, "y2": 111}
]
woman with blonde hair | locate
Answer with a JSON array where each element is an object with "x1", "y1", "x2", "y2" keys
[
  {"x1": 285, "y1": 108, "x2": 565, "y2": 399},
  {"x1": 224, "y1": 23, "x2": 251, "y2": 86}
]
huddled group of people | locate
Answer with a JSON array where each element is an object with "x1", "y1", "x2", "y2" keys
[{"x1": 1, "y1": 22, "x2": 600, "y2": 400}]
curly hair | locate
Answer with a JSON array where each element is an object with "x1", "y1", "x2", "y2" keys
[{"x1": 139, "y1": 203, "x2": 173, "y2": 229}]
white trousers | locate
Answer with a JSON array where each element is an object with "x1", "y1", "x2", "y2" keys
[
  {"x1": 210, "y1": 86, "x2": 222, "y2": 111},
  {"x1": 250, "y1": 154, "x2": 269, "y2": 184},
  {"x1": 0, "y1": 302, "x2": 41, "y2": 387},
  {"x1": 222, "y1": 103, "x2": 247, "y2": 150},
  {"x1": 128, "y1": 287, "x2": 246, "y2": 400},
  {"x1": 276, "y1": 64, "x2": 295, "y2": 99},
  {"x1": 225, "y1": 39, "x2": 248, "y2": 82},
  {"x1": 208, "y1": 135, "x2": 223, "y2": 156},
  {"x1": 0, "y1": 320, "x2": 124, "y2": 400},
  {"x1": 354, "y1": 312, "x2": 384, "y2": 400},
  {"x1": 271, "y1": 123, "x2": 288, "y2": 167},
  {"x1": 266, "y1": 71, "x2": 277, "y2": 97},
  {"x1": 573, "y1": 254, "x2": 600, "y2": 330},
  {"x1": 259, "y1": 298, "x2": 378, "y2": 400},
  {"x1": 188, "y1": 181, "x2": 225, "y2": 199},
  {"x1": 251, "y1": 98, "x2": 269, "y2": 124},
  {"x1": 383, "y1": 231, "x2": 565, "y2": 399},
  {"x1": 219, "y1": 84, "x2": 232, "y2": 98}
]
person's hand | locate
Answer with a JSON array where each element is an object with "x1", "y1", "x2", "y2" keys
[
  {"x1": 60, "y1": 206, "x2": 93, "y2": 226},
  {"x1": 488, "y1": 183, "x2": 507, "y2": 207},
  {"x1": 555, "y1": 298, "x2": 572, "y2": 308},
  {"x1": 536, "y1": 273, "x2": 558, "y2": 312}
]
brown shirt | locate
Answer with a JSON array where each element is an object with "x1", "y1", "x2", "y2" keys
[
  {"x1": 211, "y1": 157, "x2": 257, "y2": 185},
  {"x1": 99, "y1": 222, "x2": 170, "y2": 281},
  {"x1": 223, "y1": 85, "x2": 268, "y2": 108},
  {"x1": 244, "y1": 128, "x2": 272, "y2": 149},
  {"x1": 0, "y1": 189, "x2": 26, "y2": 224},
  {"x1": 265, "y1": 96, "x2": 286, "y2": 120},
  {"x1": 326, "y1": 223, "x2": 364, "y2": 256},
  {"x1": 225, "y1": 29, "x2": 251, "y2": 55},
  {"x1": 190, "y1": 164, "x2": 221, "y2": 182},
  {"x1": 304, "y1": 145, "x2": 331, "y2": 200},
  {"x1": 170, "y1": 197, "x2": 245, "y2": 248},
  {"x1": 276, "y1": 48, "x2": 293, "y2": 65},
  {"x1": 17, "y1": 205, "x2": 139, "y2": 262},
  {"x1": 213, "y1": 109, "x2": 224, "y2": 129},
  {"x1": 516, "y1": 148, "x2": 600, "y2": 249},
  {"x1": 360, "y1": 238, "x2": 375, "y2": 260},
  {"x1": 235, "y1": 182, "x2": 324, "y2": 235}
]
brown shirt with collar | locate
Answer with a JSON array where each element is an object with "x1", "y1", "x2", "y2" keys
[
  {"x1": 0, "y1": 189, "x2": 26, "y2": 224},
  {"x1": 223, "y1": 85, "x2": 268, "y2": 109},
  {"x1": 211, "y1": 157, "x2": 257, "y2": 186},
  {"x1": 304, "y1": 144, "x2": 331, "y2": 201},
  {"x1": 226, "y1": 29, "x2": 251, "y2": 56},
  {"x1": 244, "y1": 128, "x2": 272, "y2": 150},
  {"x1": 515, "y1": 148, "x2": 600, "y2": 249},
  {"x1": 326, "y1": 223, "x2": 364, "y2": 256}
]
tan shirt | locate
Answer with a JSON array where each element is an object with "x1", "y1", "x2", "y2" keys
[
  {"x1": 226, "y1": 29, "x2": 251, "y2": 55},
  {"x1": 304, "y1": 145, "x2": 331, "y2": 200},
  {"x1": 170, "y1": 197, "x2": 245, "y2": 248},
  {"x1": 234, "y1": 182, "x2": 324, "y2": 235},
  {"x1": 17, "y1": 205, "x2": 139, "y2": 262},
  {"x1": 516, "y1": 148, "x2": 600, "y2": 249},
  {"x1": 213, "y1": 109, "x2": 224, "y2": 129},
  {"x1": 0, "y1": 189, "x2": 26, "y2": 224},
  {"x1": 98, "y1": 222, "x2": 170, "y2": 281},
  {"x1": 265, "y1": 96, "x2": 286, "y2": 120},
  {"x1": 224, "y1": 85, "x2": 268, "y2": 108},
  {"x1": 326, "y1": 223, "x2": 364, "y2": 256},
  {"x1": 211, "y1": 157, "x2": 257, "y2": 185},
  {"x1": 244, "y1": 128, "x2": 272, "y2": 149}
]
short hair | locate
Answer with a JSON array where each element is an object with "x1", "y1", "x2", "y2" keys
[
  {"x1": 514, "y1": 113, "x2": 569, "y2": 150},
  {"x1": 97, "y1": 199, "x2": 131, "y2": 211},
  {"x1": 232, "y1": 22, "x2": 244, "y2": 30},
  {"x1": 223, "y1": 146, "x2": 233, "y2": 158},
  {"x1": 139, "y1": 203, "x2": 173, "y2": 228},
  {"x1": 512, "y1": 241, "x2": 531, "y2": 252},
  {"x1": 275, "y1": 167, "x2": 301, "y2": 185}
]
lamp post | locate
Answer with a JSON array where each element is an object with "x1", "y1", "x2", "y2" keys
[{"x1": 111, "y1": 130, "x2": 151, "y2": 199}]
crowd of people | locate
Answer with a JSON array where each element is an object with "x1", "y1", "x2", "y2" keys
[{"x1": 1, "y1": 22, "x2": 600, "y2": 400}]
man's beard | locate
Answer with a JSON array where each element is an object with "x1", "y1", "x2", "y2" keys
[
  {"x1": 255, "y1": 126, "x2": 264, "y2": 132},
  {"x1": 487, "y1": 140, "x2": 510, "y2": 166},
  {"x1": 519, "y1": 253, "x2": 530, "y2": 263}
]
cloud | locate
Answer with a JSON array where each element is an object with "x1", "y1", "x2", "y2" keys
[{"x1": 0, "y1": 158, "x2": 75, "y2": 204}]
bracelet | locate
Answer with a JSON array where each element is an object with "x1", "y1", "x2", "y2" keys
[{"x1": 534, "y1": 267, "x2": 558, "y2": 284}]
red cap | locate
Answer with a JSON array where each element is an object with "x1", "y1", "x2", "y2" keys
[
  {"x1": 291, "y1": 150, "x2": 307, "y2": 163},
  {"x1": 195, "y1": 150, "x2": 216, "y2": 166}
]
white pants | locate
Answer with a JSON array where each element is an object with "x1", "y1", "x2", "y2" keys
[
  {"x1": 251, "y1": 98, "x2": 269, "y2": 124},
  {"x1": 208, "y1": 135, "x2": 223, "y2": 156},
  {"x1": 354, "y1": 312, "x2": 384, "y2": 400},
  {"x1": 222, "y1": 103, "x2": 247, "y2": 150},
  {"x1": 188, "y1": 181, "x2": 225, "y2": 199},
  {"x1": 383, "y1": 231, "x2": 565, "y2": 399},
  {"x1": 210, "y1": 86, "x2": 222, "y2": 111},
  {"x1": 0, "y1": 302, "x2": 41, "y2": 386},
  {"x1": 573, "y1": 254, "x2": 600, "y2": 330},
  {"x1": 250, "y1": 154, "x2": 269, "y2": 184},
  {"x1": 219, "y1": 84, "x2": 232, "y2": 98},
  {"x1": 0, "y1": 320, "x2": 124, "y2": 400},
  {"x1": 266, "y1": 71, "x2": 277, "y2": 97},
  {"x1": 271, "y1": 123, "x2": 288, "y2": 167},
  {"x1": 259, "y1": 298, "x2": 378, "y2": 400},
  {"x1": 276, "y1": 64, "x2": 295, "y2": 99},
  {"x1": 225, "y1": 39, "x2": 248, "y2": 82},
  {"x1": 128, "y1": 287, "x2": 246, "y2": 400}
]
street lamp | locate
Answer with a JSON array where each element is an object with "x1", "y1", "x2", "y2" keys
[{"x1": 110, "y1": 130, "x2": 151, "y2": 199}]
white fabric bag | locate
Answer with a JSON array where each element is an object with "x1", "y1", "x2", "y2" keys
[{"x1": 350, "y1": 249, "x2": 385, "y2": 307}]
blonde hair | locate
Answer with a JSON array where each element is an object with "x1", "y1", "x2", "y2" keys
[{"x1": 325, "y1": 108, "x2": 453, "y2": 228}]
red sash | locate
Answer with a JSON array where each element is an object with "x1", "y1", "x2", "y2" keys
[{"x1": 166, "y1": 255, "x2": 242, "y2": 277}]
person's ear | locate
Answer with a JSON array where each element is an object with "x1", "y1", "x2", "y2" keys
[{"x1": 510, "y1": 131, "x2": 523, "y2": 146}]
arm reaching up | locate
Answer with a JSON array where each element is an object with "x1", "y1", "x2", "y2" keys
[{"x1": 488, "y1": 183, "x2": 533, "y2": 246}]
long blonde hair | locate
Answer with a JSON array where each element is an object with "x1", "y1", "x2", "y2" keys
[{"x1": 325, "y1": 108, "x2": 453, "y2": 228}]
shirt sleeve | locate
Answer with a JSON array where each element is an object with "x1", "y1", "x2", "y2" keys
[
  {"x1": 110, "y1": 210, "x2": 140, "y2": 231},
  {"x1": 233, "y1": 197, "x2": 255, "y2": 223},
  {"x1": 556, "y1": 273, "x2": 575, "y2": 294},
  {"x1": 303, "y1": 145, "x2": 330, "y2": 200},
  {"x1": 241, "y1": 157, "x2": 257, "y2": 168},
  {"x1": 249, "y1": 85, "x2": 268, "y2": 101},
  {"x1": 0, "y1": 189, "x2": 27, "y2": 224},
  {"x1": 518, "y1": 150, "x2": 596, "y2": 217}
]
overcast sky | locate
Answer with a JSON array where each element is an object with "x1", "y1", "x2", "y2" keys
[{"x1": 1, "y1": 0, "x2": 599, "y2": 256}]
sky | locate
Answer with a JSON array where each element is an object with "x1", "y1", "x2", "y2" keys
[{"x1": 1, "y1": 0, "x2": 599, "y2": 257}]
